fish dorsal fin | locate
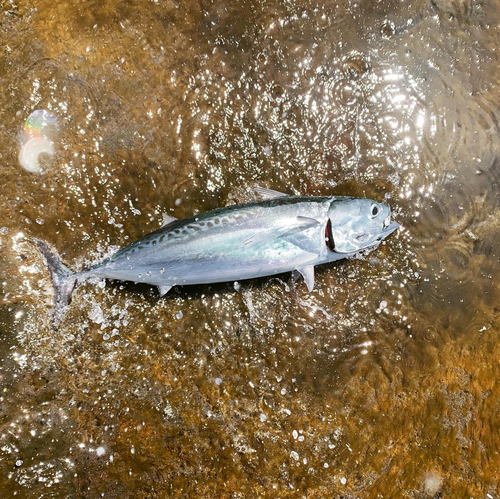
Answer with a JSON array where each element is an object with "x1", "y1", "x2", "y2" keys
[
  {"x1": 254, "y1": 186, "x2": 289, "y2": 200},
  {"x1": 297, "y1": 265, "x2": 315, "y2": 292},
  {"x1": 158, "y1": 285, "x2": 172, "y2": 297},
  {"x1": 161, "y1": 214, "x2": 178, "y2": 227}
]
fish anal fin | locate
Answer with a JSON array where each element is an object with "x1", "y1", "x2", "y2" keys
[
  {"x1": 158, "y1": 285, "x2": 172, "y2": 297},
  {"x1": 161, "y1": 214, "x2": 178, "y2": 227},
  {"x1": 254, "y1": 186, "x2": 289, "y2": 200},
  {"x1": 297, "y1": 265, "x2": 315, "y2": 292}
]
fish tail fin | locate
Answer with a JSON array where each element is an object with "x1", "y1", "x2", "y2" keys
[{"x1": 34, "y1": 238, "x2": 77, "y2": 327}]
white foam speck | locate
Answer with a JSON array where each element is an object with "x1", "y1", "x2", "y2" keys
[
  {"x1": 89, "y1": 303, "x2": 104, "y2": 324},
  {"x1": 422, "y1": 471, "x2": 442, "y2": 495}
]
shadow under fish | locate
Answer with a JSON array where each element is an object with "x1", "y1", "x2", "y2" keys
[{"x1": 35, "y1": 187, "x2": 399, "y2": 326}]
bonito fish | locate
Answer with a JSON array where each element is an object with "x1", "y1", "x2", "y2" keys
[{"x1": 35, "y1": 187, "x2": 399, "y2": 325}]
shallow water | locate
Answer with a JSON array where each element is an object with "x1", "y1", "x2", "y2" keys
[{"x1": 1, "y1": 0, "x2": 500, "y2": 497}]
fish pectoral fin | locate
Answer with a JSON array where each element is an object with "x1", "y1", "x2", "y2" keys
[
  {"x1": 254, "y1": 186, "x2": 289, "y2": 199},
  {"x1": 296, "y1": 215, "x2": 321, "y2": 225},
  {"x1": 279, "y1": 216, "x2": 321, "y2": 238},
  {"x1": 242, "y1": 216, "x2": 321, "y2": 250},
  {"x1": 243, "y1": 217, "x2": 320, "y2": 248},
  {"x1": 297, "y1": 265, "x2": 315, "y2": 292},
  {"x1": 158, "y1": 285, "x2": 173, "y2": 297},
  {"x1": 161, "y1": 214, "x2": 178, "y2": 227}
]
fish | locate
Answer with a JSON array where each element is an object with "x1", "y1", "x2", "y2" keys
[{"x1": 35, "y1": 187, "x2": 399, "y2": 325}]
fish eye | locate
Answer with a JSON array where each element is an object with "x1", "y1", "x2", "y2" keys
[{"x1": 370, "y1": 203, "x2": 381, "y2": 218}]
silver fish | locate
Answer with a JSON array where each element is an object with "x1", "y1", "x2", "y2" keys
[{"x1": 35, "y1": 187, "x2": 399, "y2": 325}]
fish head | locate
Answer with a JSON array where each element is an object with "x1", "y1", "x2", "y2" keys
[{"x1": 326, "y1": 197, "x2": 399, "y2": 254}]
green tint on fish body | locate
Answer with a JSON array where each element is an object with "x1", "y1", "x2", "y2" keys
[{"x1": 35, "y1": 187, "x2": 399, "y2": 326}]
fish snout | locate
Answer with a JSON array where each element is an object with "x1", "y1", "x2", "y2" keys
[
  {"x1": 380, "y1": 207, "x2": 399, "y2": 238},
  {"x1": 383, "y1": 220, "x2": 399, "y2": 236}
]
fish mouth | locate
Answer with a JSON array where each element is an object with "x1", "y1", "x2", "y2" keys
[
  {"x1": 369, "y1": 220, "x2": 399, "y2": 244},
  {"x1": 382, "y1": 220, "x2": 399, "y2": 237},
  {"x1": 372, "y1": 220, "x2": 399, "y2": 245},
  {"x1": 353, "y1": 221, "x2": 399, "y2": 255}
]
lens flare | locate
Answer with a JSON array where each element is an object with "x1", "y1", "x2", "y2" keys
[{"x1": 18, "y1": 109, "x2": 58, "y2": 173}]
